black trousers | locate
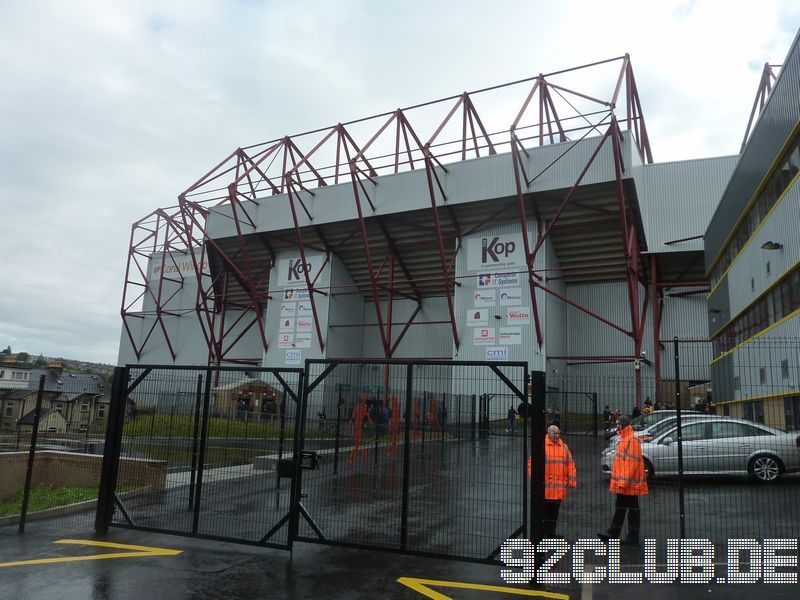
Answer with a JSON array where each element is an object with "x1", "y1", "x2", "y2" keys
[
  {"x1": 608, "y1": 493, "x2": 640, "y2": 539},
  {"x1": 543, "y1": 500, "x2": 562, "y2": 537}
]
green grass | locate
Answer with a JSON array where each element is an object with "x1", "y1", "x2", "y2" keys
[
  {"x1": 127, "y1": 442, "x2": 269, "y2": 469},
  {"x1": 123, "y1": 414, "x2": 284, "y2": 438},
  {"x1": 1, "y1": 485, "x2": 102, "y2": 517}
]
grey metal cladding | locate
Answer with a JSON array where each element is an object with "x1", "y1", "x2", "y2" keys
[
  {"x1": 705, "y1": 30, "x2": 800, "y2": 269},
  {"x1": 634, "y1": 156, "x2": 737, "y2": 253},
  {"x1": 706, "y1": 276, "x2": 731, "y2": 338}
]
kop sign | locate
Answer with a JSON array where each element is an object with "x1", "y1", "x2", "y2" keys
[
  {"x1": 467, "y1": 233, "x2": 527, "y2": 271},
  {"x1": 277, "y1": 255, "x2": 327, "y2": 288}
]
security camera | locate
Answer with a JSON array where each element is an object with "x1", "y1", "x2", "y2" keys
[{"x1": 640, "y1": 350, "x2": 647, "y2": 358}]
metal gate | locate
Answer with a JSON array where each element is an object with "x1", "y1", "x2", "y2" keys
[
  {"x1": 294, "y1": 359, "x2": 530, "y2": 563},
  {"x1": 96, "y1": 365, "x2": 304, "y2": 549}
]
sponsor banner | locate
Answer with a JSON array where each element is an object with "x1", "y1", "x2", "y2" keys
[
  {"x1": 467, "y1": 309, "x2": 488, "y2": 327},
  {"x1": 476, "y1": 273, "x2": 520, "y2": 288},
  {"x1": 486, "y1": 346, "x2": 508, "y2": 361},
  {"x1": 283, "y1": 288, "x2": 310, "y2": 302},
  {"x1": 149, "y1": 254, "x2": 209, "y2": 279},
  {"x1": 280, "y1": 302, "x2": 296, "y2": 316},
  {"x1": 278, "y1": 333, "x2": 294, "y2": 348},
  {"x1": 506, "y1": 307, "x2": 530, "y2": 325},
  {"x1": 296, "y1": 301, "x2": 313, "y2": 316},
  {"x1": 466, "y1": 234, "x2": 527, "y2": 271},
  {"x1": 277, "y1": 255, "x2": 327, "y2": 288},
  {"x1": 295, "y1": 317, "x2": 314, "y2": 333},
  {"x1": 279, "y1": 318, "x2": 295, "y2": 332},
  {"x1": 472, "y1": 290, "x2": 495, "y2": 307},
  {"x1": 499, "y1": 326, "x2": 522, "y2": 345},
  {"x1": 473, "y1": 327, "x2": 496, "y2": 346},
  {"x1": 294, "y1": 333, "x2": 313, "y2": 348},
  {"x1": 498, "y1": 288, "x2": 523, "y2": 306},
  {"x1": 285, "y1": 349, "x2": 302, "y2": 365},
  {"x1": 495, "y1": 273, "x2": 520, "y2": 287}
]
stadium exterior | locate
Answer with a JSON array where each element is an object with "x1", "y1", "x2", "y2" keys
[
  {"x1": 706, "y1": 30, "x2": 800, "y2": 426},
  {"x1": 117, "y1": 40, "x2": 798, "y2": 413}
]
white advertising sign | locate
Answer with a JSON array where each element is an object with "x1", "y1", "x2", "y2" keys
[
  {"x1": 285, "y1": 349, "x2": 302, "y2": 365},
  {"x1": 278, "y1": 333, "x2": 294, "y2": 348},
  {"x1": 486, "y1": 347, "x2": 508, "y2": 361},
  {"x1": 283, "y1": 288, "x2": 311, "y2": 302},
  {"x1": 498, "y1": 288, "x2": 523, "y2": 306},
  {"x1": 473, "y1": 327, "x2": 496, "y2": 345},
  {"x1": 277, "y1": 255, "x2": 327, "y2": 288},
  {"x1": 279, "y1": 318, "x2": 295, "y2": 333},
  {"x1": 499, "y1": 327, "x2": 522, "y2": 345},
  {"x1": 296, "y1": 301, "x2": 313, "y2": 316},
  {"x1": 467, "y1": 309, "x2": 488, "y2": 327},
  {"x1": 477, "y1": 273, "x2": 521, "y2": 288},
  {"x1": 295, "y1": 317, "x2": 314, "y2": 333},
  {"x1": 506, "y1": 307, "x2": 531, "y2": 325},
  {"x1": 472, "y1": 290, "x2": 495, "y2": 307},
  {"x1": 466, "y1": 234, "x2": 527, "y2": 272},
  {"x1": 149, "y1": 254, "x2": 209, "y2": 279},
  {"x1": 280, "y1": 302, "x2": 296, "y2": 316},
  {"x1": 294, "y1": 333, "x2": 313, "y2": 348}
]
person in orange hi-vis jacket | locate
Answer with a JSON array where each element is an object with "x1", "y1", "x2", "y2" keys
[
  {"x1": 598, "y1": 414, "x2": 649, "y2": 546},
  {"x1": 528, "y1": 425, "x2": 576, "y2": 538},
  {"x1": 347, "y1": 394, "x2": 373, "y2": 466}
]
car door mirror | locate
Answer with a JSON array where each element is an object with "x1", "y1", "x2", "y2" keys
[{"x1": 660, "y1": 436, "x2": 674, "y2": 446}]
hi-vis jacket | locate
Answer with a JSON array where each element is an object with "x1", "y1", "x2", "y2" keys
[
  {"x1": 610, "y1": 424, "x2": 649, "y2": 495},
  {"x1": 535, "y1": 436, "x2": 577, "y2": 500}
]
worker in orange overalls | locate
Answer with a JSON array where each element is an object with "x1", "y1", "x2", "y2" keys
[
  {"x1": 387, "y1": 393, "x2": 401, "y2": 457},
  {"x1": 599, "y1": 414, "x2": 649, "y2": 546},
  {"x1": 529, "y1": 425, "x2": 576, "y2": 538},
  {"x1": 347, "y1": 393, "x2": 373, "y2": 466}
]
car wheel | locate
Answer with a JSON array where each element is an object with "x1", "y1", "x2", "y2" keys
[
  {"x1": 749, "y1": 454, "x2": 783, "y2": 483},
  {"x1": 644, "y1": 459, "x2": 655, "y2": 482}
]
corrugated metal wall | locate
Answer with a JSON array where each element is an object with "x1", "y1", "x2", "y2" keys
[{"x1": 635, "y1": 156, "x2": 737, "y2": 253}]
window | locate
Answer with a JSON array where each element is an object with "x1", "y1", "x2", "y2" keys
[
  {"x1": 81, "y1": 402, "x2": 89, "y2": 413},
  {"x1": 12, "y1": 371, "x2": 26, "y2": 381},
  {"x1": 734, "y1": 376, "x2": 741, "y2": 390},
  {"x1": 98, "y1": 406, "x2": 105, "y2": 418},
  {"x1": 743, "y1": 400, "x2": 765, "y2": 424},
  {"x1": 4, "y1": 404, "x2": 12, "y2": 417},
  {"x1": 722, "y1": 403, "x2": 731, "y2": 417},
  {"x1": 55, "y1": 404, "x2": 63, "y2": 413},
  {"x1": 782, "y1": 359, "x2": 790, "y2": 380},
  {"x1": 759, "y1": 367, "x2": 767, "y2": 384},
  {"x1": 785, "y1": 396, "x2": 800, "y2": 432},
  {"x1": 750, "y1": 278, "x2": 755, "y2": 292},
  {"x1": 711, "y1": 422, "x2": 752, "y2": 439},
  {"x1": 677, "y1": 422, "x2": 706, "y2": 442},
  {"x1": 766, "y1": 261, "x2": 771, "y2": 276},
  {"x1": 0, "y1": 370, "x2": 4, "y2": 378}
]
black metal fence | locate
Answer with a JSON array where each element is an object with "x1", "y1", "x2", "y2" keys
[
  {"x1": 542, "y1": 338, "x2": 800, "y2": 552},
  {"x1": 96, "y1": 365, "x2": 304, "y2": 549},
  {"x1": 87, "y1": 340, "x2": 800, "y2": 563},
  {"x1": 295, "y1": 359, "x2": 529, "y2": 562},
  {"x1": 0, "y1": 375, "x2": 109, "y2": 537}
]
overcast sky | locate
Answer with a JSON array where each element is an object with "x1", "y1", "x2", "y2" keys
[{"x1": 1, "y1": 1, "x2": 798, "y2": 365}]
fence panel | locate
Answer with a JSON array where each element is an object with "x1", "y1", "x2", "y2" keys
[
  {"x1": 1, "y1": 374, "x2": 109, "y2": 538},
  {"x1": 297, "y1": 360, "x2": 529, "y2": 563},
  {"x1": 106, "y1": 365, "x2": 303, "y2": 549}
]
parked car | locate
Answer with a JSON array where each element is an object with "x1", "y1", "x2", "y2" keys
[
  {"x1": 601, "y1": 417, "x2": 800, "y2": 483},
  {"x1": 604, "y1": 409, "x2": 700, "y2": 439},
  {"x1": 606, "y1": 413, "x2": 719, "y2": 448}
]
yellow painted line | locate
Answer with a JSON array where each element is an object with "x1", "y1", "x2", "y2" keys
[
  {"x1": 0, "y1": 539, "x2": 182, "y2": 568},
  {"x1": 397, "y1": 577, "x2": 569, "y2": 599}
]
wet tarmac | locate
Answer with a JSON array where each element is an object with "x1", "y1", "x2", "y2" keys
[{"x1": 2, "y1": 528, "x2": 800, "y2": 599}]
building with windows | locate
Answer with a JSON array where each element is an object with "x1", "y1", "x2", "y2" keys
[{"x1": 705, "y1": 30, "x2": 800, "y2": 429}]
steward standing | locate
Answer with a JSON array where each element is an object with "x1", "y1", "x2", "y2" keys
[
  {"x1": 599, "y1": 415, "x2": 648, "y2": 545},
  {"x1": 530, "y1": 425, "x2": 576, "y2": 538}
]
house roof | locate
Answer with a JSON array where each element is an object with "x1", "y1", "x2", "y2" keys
[
  {"x1": 18, "y1": 407, "x2": 64, "y2": 425},
  {"x1": 27, "y1": 368, "x2": 105, "y2": 395}
]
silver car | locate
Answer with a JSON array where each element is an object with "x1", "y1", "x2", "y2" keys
[{"x1": 603, "y1": 417, "x2": 800, "y2": 483}]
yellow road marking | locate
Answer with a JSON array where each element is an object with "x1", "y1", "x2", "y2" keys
[
  {"x1": 0, "y1": 539, "x2": 182, "y2": 568},
  {"x1": 397, "y1": 577, "x2": 569, "y2": 599}
]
